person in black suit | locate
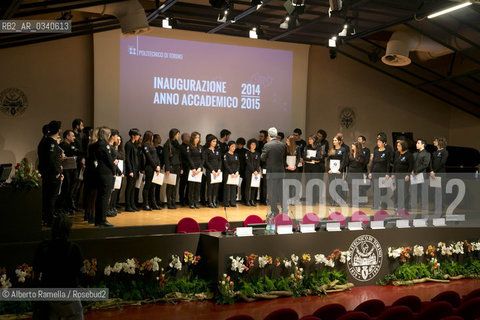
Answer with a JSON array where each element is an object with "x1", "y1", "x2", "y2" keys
[
  {"x1": 187, "y1": 132, "x2": 204, "y2": 209},
  {"x1": 204, "y1": 135, "x2": 222, "y2": 208},
  {"x1": 58, "y1": 130, "x2": 81, "y2": 214},
  {"x1": 347, "y1": 142, "x2": 366, "y2": 206},
  {"x1": 235, "y1": 137, "x2": 247, "y2": 204},
  {"x1": 261, "y1": 127, "x2": 286, "y2": 215},
  {"x1": 257, "y1": 130, "x2": 268, "y2": 205},
  {"x1": 164, "y1": 128, "x2": 183, "y2": 209},
  {"x1": 244, "y1": 138, "x2": 261, "y2": 206},
  {"x1": 94, "y1": 127, "x2": 116, "y2": 227},
  {"x1": 392, "y1": 140, "x2": 414, "y2": 210},
  {"x1": 153, "y1": 134, "x2": 164, "y2": 207},
  {"x1": 304, "y1": 135, "x2": 323, "y2": 205},
  {"x1": 315, "y1": 129, "x2": 329, "y2": 173},
  {"x1": 369, "y1": 136, "x2": 392, "y2": 210},
  {"x1": 142, "y1": 131, "x2": 162, "y2": 211},
  {"x1": 327, "y1": 135, "x2": 348, "y2": 206},
  {"x1": 124, "y1": 128, "x2": 141, "y2": 212},
  {"x1": 430, "y1": 137, "x2": 449, "y2": 212},
  {"x1": 179, "y1": 133, "x2": 191, "y2": 207},
  {"x1": 223, "y1": 141, "x2": 240, "y2": 207},
  {"x1": 412, "y1": 138, "x2": 431, "y2": 210},
  {"x1": 38, "y1": 120, "x2": 63, "y2": 227}
]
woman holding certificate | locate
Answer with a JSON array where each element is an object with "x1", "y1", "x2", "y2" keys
[
  {"x1": 392, "y1": 140, "x2": 414, "y2": 210},
  {"x1": 142, "y1": 131, "x2": 162, "y2": 211},
  {"x1": 327, "y1": 135, "x2": 348, "y2": 206},
  {"x1": 304, "y1": 135, "x2": 323, "y2": 205},
  {"x1": 187, "y1": 132, "x2": 204, "y2": 209},
  {"x1": 204, "y1": 135, "x2": 222, "y2": 208},
  {"x1": 244, "y1": 138, "x2": 261, "y2": 206},
  {"x1": 164, "y1": 129, "x2": 182, "y2": 209},
  {"x1": 369, "y1": 136, "x2": 392, "y2": 209},
  {"x1": 430, "y1": 137, "x2": 448, "y2": 210},
  {"x1": 223, "y1": 141, "x2": 240, "y2": 207},
  {"x1": 285, "y1": 135, "x2": 301, "y2": 202},
  {"x1": 347, "y1": 142, "x2": 365, "y2": 206}
]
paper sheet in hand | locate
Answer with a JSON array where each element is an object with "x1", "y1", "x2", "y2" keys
[
  {"x1": 250, "y1": 173, "x2": 261, "y2": 188},
  {"x1": 135, "y1": 172, "x2": 144, "y2": 188},
  {"x1": 114, "y1": 176, "x2": 123, "y2": 189},
  {"x1": 152, "y1": 172, "x2": 164, "y2": 185},
  {"x1": 63, "y1": 157, "x2": 77, "y2": 170},
  {"x1": 165, "y1": 173, "x2": 177, "y2": 185},
  {"x1": 227, "y1": 174, "x2": 240, "y2": 185},
  {"x1": 410, "y1": 173, "x2": 424, "y2": 185},
  {"x1": 307, "y1": 150, "x2": 317, "y2": 159},
  {"x1": 430, "y1": 176, "x2": 441, "y2": 188},
  {"x1": 210, "y1": 172, "x2": 223, "y2": 184},
  {"x1": 286, "y1": 155, "x2": 296, "y2": 168},
  {"x1": 78, "y1": 167, "x2": 84, "y2": 181},
  {"x1": 329, "y1": 159, "x2": 340, "y2": 173},
  {"x1": 188, "y1": 170, "x2": 202, "y2": 183},
  {"x1": 379, "y1": 177, "x2": 390, "y2": 189},
  {"x1": 117, "y1": 160, "x2": 124, "y2": 173}
]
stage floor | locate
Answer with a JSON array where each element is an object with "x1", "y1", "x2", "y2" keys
[{"x1": 67, "y1": 203, "x2": 442, "y2": 229}]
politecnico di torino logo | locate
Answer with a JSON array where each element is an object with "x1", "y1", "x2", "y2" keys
[{"x1": 347, "y1": 234, "x2": 383, "y2": 282}]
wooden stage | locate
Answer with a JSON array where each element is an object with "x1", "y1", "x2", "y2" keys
[{"x1": 69, "y1": 202, "x2": 440, "y2": 229}]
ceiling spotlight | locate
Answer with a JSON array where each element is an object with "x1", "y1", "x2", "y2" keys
[
  {"x1": 217, "y1": 4, "x2": 235, "y2": 23},
  {"x1": 251, "y1": 0, "x2": 263, "y2": 8},
  {"x1": 338, "y1": 22, "x2": 355, "y2": 37},
  {"x1": 280, "y1": 14, "x2": 299, "y2": 29},
  {"x1": 284, "y1": 0, "x2": 305, "y2": 15},
  {"x1": 328, "y1": 0, "x2": 342, "y2": 16},
  {"x1": 328, "y1": 36, "x2": 337, "y2": 48},
  {"x1": 162, "y1": 16, "x2": 177, "y2": 29},
  {"x1": 249, "y1": 25, "x2": 263, "y2": 39}
]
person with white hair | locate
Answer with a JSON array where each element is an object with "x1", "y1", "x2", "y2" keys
[{"x1": 261, "y1": 127, "x2": 286, "y2": 215}]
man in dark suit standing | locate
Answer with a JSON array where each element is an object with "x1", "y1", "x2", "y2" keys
[{"x1": 261, "y1": 127, "x2": 286, "y2": 216}]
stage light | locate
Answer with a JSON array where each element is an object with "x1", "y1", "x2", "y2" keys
[
  {"x1": 251, "y1": 0, "x2": 263, "y2": 8},
  {"x1": 328, "y1": 0, "x2": 342, "y2": 16},
  {"x1": 162, "y1": 16, "x2": 176, "y2": 29},
  {"x1": 427, "y1": 1, "x2": 472, "y2": 18},
  {"x1": 249, "y1": 25, "x2": 263, "y2": 39},
  {"x1": 338, "y1": 22, "x2": 355, "y2": 37},
  {"x1": 328, "y1": 36, "x2": 337, "y2": 48},
  {"x1": 284, "y1": 0, "x2": 305, "y2": 15},
  {"x1": 279, "y1": 14, "x2": 299, "y2": 29},
  {"x1": 217, "y1": 4, "x2": 235, "y2": 23}
]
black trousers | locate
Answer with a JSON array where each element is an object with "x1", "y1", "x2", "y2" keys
[
  {"x1": 109, "y1": 188, "x2": 119, "y2": 210},
  {"x1": 206, "y1": 172, "x2": 219, "y2": 204},
  {"x1": 347, "y1": 171, "x2": 364, "y2": 206},
  {"x1": 244, "y1": 171, "x2": 259, "y2": 203},
  {"x1": 143, "y1": 166, "x2": 155, "y2": 207},
  {"x1": 267, "y1": 176, "x2": 285, "y2": 215},
  {"x1": 223, "y1": 183, "x2": 237, "y2": 206},
  {"x1": 95, "y1": 174, "x2": 114, "y2": 224},
  {"x1": 189, "y1": 181, "x2": 201, "y2": 205},
  {"x1": 166, "y1": 165, "x2": 181, "y2": 205},
  {"x1": 328, "y1": 173, "x2": 346, "y2": 206},
  {"x1": 304, "y1": 163, "x2": 321, "y2": 205},
  {"x1": 372, "y1": 173, "x2": 389, "y2": 209},
  {"x1": 395, "y1": 175, "x2": 410, "y2": 210},
  {"x1": 57, "y1": 169, "x2": 75, "y2": 211},
  {"x1": 179, "y1": 167, "x2": 189, "y2": 205},
  {"x1": 83, "y1": 170, "x2": 97, "y2": 221},
  {"x1": 42, "y1": 176, "x2": 61, "y2": 224},
  {"x1": 125, "y1": 175, "x2": 137, "y2": 209}
]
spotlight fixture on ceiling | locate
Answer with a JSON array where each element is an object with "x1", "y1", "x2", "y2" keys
[
  {"x1": 328, "y1": 36, "x2": 337, "y2": 48},
  {"x1": 279, "y1": 14, "x2": 299, "y2": 29},
  {"x1": 328, "y1": 0, "x2": 342, "y2": 16},
  {"x1": 249, "y1": 25, "x2": 264, "y2": 39},
  {"x1": 251, "y1": 0, "x2": 263, "y2": 8},
  {"x1": 58, "y1": 11, "x2": 73, "y2": 20},
  {"x1": 284, "y1": 0, "x2": 305, "y2": 15},
  {"x1": 338, "y1": 21, "x2": 355, "y2": 37},
  {"x1": 217, "y1": 3, "x2": 235, "y2": 23},
  {"x1": 427, "y1": 1, "x2": 472, "y2": 18},
  {"x1": 162, "y1": 16, "x2": 177, "y2": 29}
]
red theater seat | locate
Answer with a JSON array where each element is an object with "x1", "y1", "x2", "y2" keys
[
  {"x1": 354, "y1": 299, "x2": 385, "y2": 317},
  {"x1": 176, "y1": 217, "x2": 200, "y2": 233},
  {"x1": 204, "y1": 216, "x2": 229, "y2": 232},
  {"x1": 226, "y1": 315, "x2": 255, "y2": 320},
  {"x1": 264, "y1": 308, "x2": 299, "y2": 320},
  {"x1": 373, "y1": 210, "x2": 390, "y2": 221},
  {"x1": 275, "y1": 213, "x2": 293, "y2": 226},
  {"x1": 313, "y1": 303, "x2": 347, "y2": 320},
  {"x1": 351, "y1": 211, "x2": 370, "y2": 225},
  {"x1": 328, "y1": 211, "x2": 347, "y2": 226},
  {"x1": 243, "y1": 214, "x2": 263, "y2": 227},
  {"x1": 336, "y1": 311, "x2": 370, "y2": 320},
  {"x1": 302, "y1": 212, "x2": 320, "y2": 225},
  {"x1": 376, "y1": 305, "x2": 413, "y2": 320},
  {"x1": 415, "y1": 301, "x2": 453, "y2": 320},
  {"x1": 431, "y1": 291, "x2": 461, "y2": 308},
  {"x1": 391, "y1": 295, "x2": 422, "y2": 312},
  {"x1": 455, "y1": 297, "x2": 480, "y2": 320}
]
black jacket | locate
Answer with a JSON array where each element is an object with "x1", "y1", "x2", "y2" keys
[
  {"x1": 327, "y1": 146, "x2": 348, "y2": 173},
  {"x1": 223, "y1": 152, "x2": 240, "y2": 175},
  {"x1": 187, "y1": 145, "x2": 204, "y2": 169},
  {"x1": 413, "y1": 149, "x2": 431, "y2": 174},
  {"x1": 164, "y1": 139, "x2": 182, "y2": 171},
  {"x1": 94, "y1": 140, "x2": 115, "y2": 176},
  {"x1": 393, "y1": 151, "x2": 414, "y2": 176},
  {"x1": 245, "y1": 150, "x2": 261, "y2": 174},
  {"x1": 303, "y1": 144, "x2": 323, "y2": 163},
  {"x1": 431, "y1": 149, "x2": 448, "y2": 173},
  {"x1": 125, "y1": 140, "x2": 139, "y2": 177},
  {"x1": 143, "y1": 144, "x2": 161, "y2": 170},
  {"x1": 38, "y1": 137, "x2": 62, "y2": 179},
  {"x1": 370, "y1": 148, "x2": 391, "y2": 173},
  {"x1": 204, "y1": 148, "x2": 222, "y2": 173}
]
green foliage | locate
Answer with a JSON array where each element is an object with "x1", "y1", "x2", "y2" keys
[
  {"x1": 0, "y1": 301, "x2": 32, "y2": 316},
  {"x1": 441, "y1": 261, "x2": 466, "y2": 277},
  {"x1": 465, "y1": 258, "x2": 480, "y2": 275}
]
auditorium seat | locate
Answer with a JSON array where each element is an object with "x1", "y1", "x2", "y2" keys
[
  {"x1": 243, "y1": 214, "x2": 264, "y2": 227},
  {"x1": 431, "y1": 291, "x2": 461, "y2": 308},
  {"x1": 328, "y1": 211, "x2": 347, "y2": 226},
  {"x1": 302, "y1": 212, "x2": 320, "y2": 225},
  {"x1": 375, "y1": 305, "x2": 413, "y2": 320},
  {"x1": 415, "y1": 301, "x2": 453, "y2": 320},
  {"x1": 351, "y1": 211, "x2": 370, "y2": 225},
  {"x1": 275, "y1": 213, "x2": 293, "y2": 226},
  {"x1": 313, "y1": 303, "x2": 347, "y2": 320},
  {"x1": 264, "y1": 308, "x2": 298, "y2": 320},
  {"x1": 391, "y1": 295, "x2": 422, "y2": 312},
  {"x1": 396, "y1": 209, "x2": 410, "y2": 220},
  {"x1": 463, "y1": 288, "x2": 480, "y2": 301},
  {"x1": 226, "y1": 315, "x2": 255, "y2": 320},
  {"x1": 336, "y1": 311, "x2": 370, "y2": 320},
  {"x1": 454, "y1": 297, "x2": 480, "y2": 320},
  {"x1": 299, "y1": 316, "x2": 321, "y2": 320},
  {"x1": 176, "y1": 217, "x2": 200, "y2": 233},
  {"x1": 354, "y1": 299, "x2": 385, "y2": 317},
  {"x1": 439, "y1": 316, "x2": 463, "y2": 320},
  {"x1": 373, "y1": 210, "x2": 390, "y2": 221},
  {"x1": 204, "y1": 216, "x2": 229, "y2": 232}
]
